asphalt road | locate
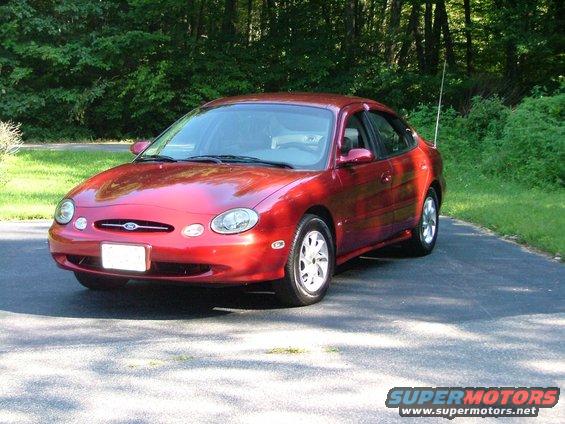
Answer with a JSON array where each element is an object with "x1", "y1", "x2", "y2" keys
[{"x1": 0, "y1": 218, "x2": 563, "y2": 423}]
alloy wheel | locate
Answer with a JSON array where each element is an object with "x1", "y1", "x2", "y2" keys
[
  {"x1": 421, "y1": 196, "x2": 437, "y2": 244},
  {"x1": 298, "y1": 230, "x2": 329, "y2": 292}
]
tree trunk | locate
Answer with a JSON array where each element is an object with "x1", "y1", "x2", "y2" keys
[
  {"x1": 246, "y1": 0, "x2": 253, "y2": 44},
  {"x1": 367, "y1": 0, "x2": 376, "y2": 34},
  {"x1": 437, "y1": 0, "x2": 455, "y2": 68},
  {"x1": 424, "y1": 0, "x2": 433, "y2": 73},
  {"x1": 377, "y1": 0, "x2": 389, "y2": 30},
  {"x1": 384, "y1": 0, "x2": 403, "y2": 65},
  {"x1": 221, "y1": 0, "x2": 238, "y2": 38},
  {"x1": 464, "y1": 0, "x2": 473, "y2": 75},
  {"x1": 355, "y1": 0, "x2": 364, "y2": 40},
  {"x1": 429, "y1": 0, "x2": 442, "y2": 73},
  {"x1": 412, "y1": 4, "x2": 426, "y2": 73},
  {"x1": 344, "y1": 0, "x2": 356, "y2": 61},
  {"x1": 504, "y1": 40, "x2": 518, "y2": 83},
  {"x1": 398, "y1": 2, "x2": 421, "y2": 70},
  {"x1": 191, "y1": 0, "x2": 206, "y2": 56}
]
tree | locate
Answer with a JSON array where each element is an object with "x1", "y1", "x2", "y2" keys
[
  {"x1": 464, "y1": 0, "x2": 473, "y2": 75},
  {"x1": 0, "y1": 0, "x2": 562, "y2": 139}
]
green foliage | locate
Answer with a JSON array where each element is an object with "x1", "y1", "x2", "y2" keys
[
  {"x1": 488, "y1": 94, "x2": 565, "y2": 188},
  {"x1": 406, "y1": 104, "x2": 463, "y2": 164},
  {"x1": 464, "y1": 96, "x2": 510, "y2": 145},
  {"x1": 409, "y1": 92, "x2": 564, "y2": 189},
  {"x1": 0, "y1": 0, "x2": 562, "y2": 140}
]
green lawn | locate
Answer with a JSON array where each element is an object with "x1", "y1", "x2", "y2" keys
[
  {"x1": 1, "y1": 150, "x2": 563, "y2": 257},
  {"x1": 442, "y1": 169, "x2": 564, "y2": 257},
  {"x1": 0, "y1": 151, "x2": 130, "y2": 220}
]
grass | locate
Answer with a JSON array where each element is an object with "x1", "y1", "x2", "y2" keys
[
  {"x1": 443, "y1": 167, "x2": 564, "y2": 257},
  {"x1": 23, "y1": 138, "x2": 135, "y2": 144},
  {"x1": 0, "y1": 150, "x2": 563, "y2": 257},
  {"x1": 172, "y1": 354, "x2": 194, "y2": 362},
  {"x1": 0, "y1": 150, "x2": 130, "y2": 220},
  {"x1": 266, "y1": 347, "x2": 308, "y2": 354}
]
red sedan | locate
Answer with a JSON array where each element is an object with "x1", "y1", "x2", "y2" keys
[{"x1": 49, "y1": 93, "x2": 445, "y2": 306}]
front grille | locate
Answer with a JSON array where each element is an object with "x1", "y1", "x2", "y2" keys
[
  {"x1": 66, "y1": 255, "x2": 210, "y2": 277},
  {"x1": 95, "y1": 219, "x2": 174, "y2": 233}
]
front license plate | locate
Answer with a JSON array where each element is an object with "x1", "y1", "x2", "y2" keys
[{"x1": 101, "y1": 243, "x2": 147, "y2": 272}]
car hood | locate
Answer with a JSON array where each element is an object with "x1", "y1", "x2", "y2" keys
[{"x1": 69, "y1": 162, "x2": 313, "y2": 214}]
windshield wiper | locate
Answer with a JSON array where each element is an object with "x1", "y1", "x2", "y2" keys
[
  {"x1": 135, "y1": 154, "x2": 177, "y2": 163},
  {"x1": 213, "y1": 155, "x2": 294, "y2": 169},
  {"x1": 183, "y1": 155, "x2": 224, "y2": 164}
]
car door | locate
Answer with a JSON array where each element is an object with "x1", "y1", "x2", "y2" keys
[
  {"x1": 366, "y1": 110, "x2": 427, "y2": 233},
  {"x1": 333, "y1": 104, "x2": 395, "y2": 255}
]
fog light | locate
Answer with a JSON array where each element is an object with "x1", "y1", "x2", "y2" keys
[
  {"x1": 74, "y1": 217, "x2": 87, "y2": 230},
  {"x1": 182, "y1": 223, "x2": 204, "y2": 237}
]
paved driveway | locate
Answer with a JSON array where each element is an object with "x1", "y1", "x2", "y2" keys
[{"x1": 0, "y1": 218, "x2": 563, "y2": 423}]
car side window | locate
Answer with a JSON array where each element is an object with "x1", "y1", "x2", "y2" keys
[
  {"x1": 392, "y1": 117, "x2": 417, "y2": 148},
  {"x1": 343, "y1": 113, "x2": 371, "y2": 152},
  {"x1": 367, "y1": 112, "x2": 409, "y2": 156}
]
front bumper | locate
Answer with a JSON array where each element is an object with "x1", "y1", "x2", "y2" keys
[{"x1": 48, "y1": 204, "x2": 292, "y2": 284}]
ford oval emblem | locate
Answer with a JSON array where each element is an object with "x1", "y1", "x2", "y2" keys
[{"x1": 123, "y1": 222, "x2": 139, "y2": 231}]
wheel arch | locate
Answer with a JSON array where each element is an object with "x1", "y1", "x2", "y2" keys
[
  {"x1": 429, "y1": 180, "x2": 443, "y2": 207},
  {"x1": 304, "y1": 205, "x2": 336, "y2": 246}
]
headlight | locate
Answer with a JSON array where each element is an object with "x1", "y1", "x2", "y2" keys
[
  {"x1": 211, "y1": 208, "x2": 259, "y2": 234},
  {"x1": 54, "y1": 199, "x2": 75, "y2": 224}
]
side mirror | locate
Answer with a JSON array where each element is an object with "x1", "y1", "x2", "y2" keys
[
  {"x1": 337, "y1": 148, "x2": 374, "y2": 167},
  {"x1": 130, "y1": 140, "x2": 150, "y2": 155}
]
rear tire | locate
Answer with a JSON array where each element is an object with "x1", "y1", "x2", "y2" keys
[
  {"x1": 74, "y1": 272, "x2": 129, "y2": 290},
  {"x1": 406, "y1": 187, "x2": 439, "y2": 256},
  {"x1": 274, "y1": 214, "x2": 334, "y2": 307}
]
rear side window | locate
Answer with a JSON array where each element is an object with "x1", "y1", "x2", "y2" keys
[
  {"x1": 367, "y1": 112, "x2": 411, "y2": 156},
  {"x1": 393, "y1": 117, "x2": 417, "y2": 148}
]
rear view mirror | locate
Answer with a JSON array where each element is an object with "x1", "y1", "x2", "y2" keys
[
  {"x1": 130, "y1": 140, "x2": 150, "y2": 155},
  {"x1": 337, "y1": 148, "x2": 374, "y2": 167}
]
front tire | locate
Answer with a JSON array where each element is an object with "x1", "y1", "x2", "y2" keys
[
  {"x1": 74, "y1": 272, "x2": 129, "y2": 290},
  {"x1": 275, "y1": 214, "x2": 335, "y2": 306},
  {"x1": 406, "y1": 187, "x2": 439, "y2": 256}
]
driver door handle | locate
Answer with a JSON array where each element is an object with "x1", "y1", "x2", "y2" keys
[{"x1": 381, "y1": 171, "x2": 392, "y2": 184}]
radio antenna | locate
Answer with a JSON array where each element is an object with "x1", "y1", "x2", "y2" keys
[{"x1": 434, "y1": 59, "x2": 447, "y2": 147}]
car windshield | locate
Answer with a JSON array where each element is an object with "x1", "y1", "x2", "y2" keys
[{"x1": 140, "y1": 104, "x2": 334, "y2": 170}]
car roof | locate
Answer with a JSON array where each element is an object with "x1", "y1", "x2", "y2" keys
[{"x1": 203, "y1": 92, "x2": 395, "y2": 113}]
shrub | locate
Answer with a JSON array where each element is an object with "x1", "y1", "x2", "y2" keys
[
  {"x1": 486, "y1": 93, "x2": 565, "y2": 188},
  {"x1": 408, "y1": 93, "x2": 564, "y2": 189},
  {"x1": 464, "y1": 96, "x2": 510, "y2": 146},
  {"x1": 0, "y1": 121, "x2": 22, "y2": 156},
  {"x1": 0, "y1": 120, "x2": 23, "y2": 183},
  {"x1": 407, "y1": 104, "x2": 464, "y2": 166}
]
